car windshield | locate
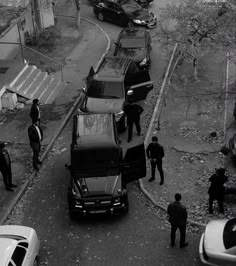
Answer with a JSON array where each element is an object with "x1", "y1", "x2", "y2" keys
[
  {"x1": 223, "y1": 218, "x2": 236, "y2": 249},
  {"x1": 120, "y1": 0, "x2": 142, "y2": 14},
  {"x1": 120, "y1": 39, "x2": 145, "y2": 48},
  {"x1": 72, "y1": 148, "x2": 120, "y2": 177},
  {"x1": 87, "y1": 80, "x2": 124, "y2": 98}
]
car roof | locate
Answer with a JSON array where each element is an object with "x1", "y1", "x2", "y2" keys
[
  {"x1": 95, "y1": 56, "x2": 131, "y2": 82},
  {"x1": 73, "y1": 113, "x2": 118, "y2": 148},
  {"x1": 0, "y1": 238, "x2": 17, "y2": 264}
]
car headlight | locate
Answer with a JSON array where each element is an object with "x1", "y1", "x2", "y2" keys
[
  {"x1": 113, "y1": 197, "x2": 121, "y2": 206},
  {"x1": 133, "y1": 19, "x2": 146, "y2": 25},
  {"x1": 115, "y1": 111, "x2": 124, "y2": 122},
  {"x1": 140, "y1": 58, "x2": 147, "y2": 66}
]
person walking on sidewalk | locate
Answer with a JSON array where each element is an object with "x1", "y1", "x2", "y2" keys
[
  {"x1": 0, "y1": 142, "x2": 17, "y2": 192},
  {"x1": 30, "y1": 99, "x2": 41, "y2": 124},
  {"x1": 208, "y1": 168, "x2": 228, "y2": 214},
  {"x1": 28, "y1": 121, "x2": 43, "y2": 171},
  {"x1": 123, "y1": 92, "x2": 144, "y2": 143},
  {"x1": 146, "y1": 136, "x2": 165, "y2": 184},
  {"x1": 167, "y1": 193, "x2": 188, "y2": 248}
]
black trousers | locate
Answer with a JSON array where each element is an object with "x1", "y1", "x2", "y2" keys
[
  {"x1": 209, "y1": 196, "x2": 224, "y2": 213},
  {"x1": 0, "y1": 168, "x2": 12, "y2": 189},
  {"x1": 30, "y1": 142, "x2": 41, "y2": 168},
  {"x1": 170, "y1": 224, "x2": 186, "y2": 247},
  {"x1": 150, "y1": 159, "x2": 164, "y2": 183},
  {"x1": 127, "y1": 118, "x2": 141, "y2": 142}
]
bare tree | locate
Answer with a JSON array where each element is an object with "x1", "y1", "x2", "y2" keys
[
  {"x1": 158, "y1": 0, "x2": 236, "y2": 80},
  {"x1": 74, "y1": 0, "x2": 80, "y2": 28}
]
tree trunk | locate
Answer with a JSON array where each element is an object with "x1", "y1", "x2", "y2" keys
[
  {"x1": 193, "y1": 57, "x2": 198, "y2": 80},
  {"x1": 74, "y1": 0, "x2": 80, "y2": 28}
]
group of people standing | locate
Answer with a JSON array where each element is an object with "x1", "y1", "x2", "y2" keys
[{"x1": 0, "y1": 99, "x2": 43, "y2": 192}]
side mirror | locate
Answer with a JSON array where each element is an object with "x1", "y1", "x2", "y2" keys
[
  {"x1": 127, "y1": 89, "x2": 133, "y2": 96},
  {"x1": 82, "y1": 87, "x2": 86, "y2": 92}
]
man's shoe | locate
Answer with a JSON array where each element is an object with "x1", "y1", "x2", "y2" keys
[
  {"x1": 33, "y1": 166, "x2": 39, "y2": 171},
  {"x1": 10, "y1": 184, "x2": 17, "y2": 188},
  {"x1": 160, "y1": 181, "x2": 164, "y2": 185},
  {"x1": 148, "y1": 177, "x2": 155, "y2": 182},
  {"x1": 6, "y1": 187, "x2": 14, "y2": 192},
  {"x1": 127, "y1": 139, "x2": 132, "y2": 143},
  {"x1": 180, "y1": 243, "x2": 188, "y2": 248},
  {"x1": 170, "y1": 243, "x2": 175, "y2": 247},
  {"x1": 37, "y1": 161, "x2": 43, "y2": 165}
]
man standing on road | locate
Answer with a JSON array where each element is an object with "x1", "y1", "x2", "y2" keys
[
  {"x1": 30, "y1": 99, "x2": 41, "y2": 124},
  {"x1": 146, "y1": 136, "x2": 165, "y2": 184},
  {"x1": 123, "y1": 92, "x2": 144, "y2": 143},
  {"x1": 28, "y1": 121, "x2": 43, "y2": 171},
  {"x1": 0, "y1": 142, "x2": 17, "y2": 192},
  {"x1": 167, "y1": 193, "x2": 188, "y2": 248}
]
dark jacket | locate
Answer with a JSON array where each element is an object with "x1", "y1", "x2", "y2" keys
[
  {"x1": 30, "y1": 104, "x2": 40, "y2": 123},
  {"x1": 146, "y1": 142, "x2": 164, "y2": 160},
  {"x1": 28, "y1": 124, "x2": 43, "y2": 143},
  {"x1": 167, "y1": 201, "x2": 187, "y2": 226},
  {"x1": 0, "y1": 149, "x2": 11, "y2": 171},
  {"x1": 208, "y1": 173, "x2": 227, "y2": 200},
  {"x1": 123, "y1": 102, "x2": 144, "y2": 124}
]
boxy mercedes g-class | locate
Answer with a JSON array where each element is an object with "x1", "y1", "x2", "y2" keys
[
  {"x1": 67, "y1": 113, "x2": 146, "y2": 218},
  {"x1": 81, "y1": 56, "x2": 153, "y2": 131}
]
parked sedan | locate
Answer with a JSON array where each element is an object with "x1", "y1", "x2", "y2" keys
[
  {"x1": 114, "y1": 27, "x2": 152, "y2": 69},
  {"x1": 199, "y1": 218, "x2": 236, "y2": 266},
  {"x1": 93, "y1": 0, "x2": 157, "y2": 29},
  {"x1": 0, "y1": 225, "x2": 40, "y2": 266}
]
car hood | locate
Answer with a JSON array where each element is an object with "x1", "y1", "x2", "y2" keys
[
  {"x1": 0, "y1": 225, "x2": 33, "y2": 239},
  {"x1": 116, "y1": 48, "x2": 146, "y2": 62},
  {"x1": 204, "y1": 219, "x2": 227, "y2": 252},
  {"x1": 131, "y1": 9, "x2": 153, "y2": 21},
  {"x1": 86, "y1": 97, "x2": 124, "y2": 114},
  {"x1": 79, "y1": 175, "x2": 121, "y2": 196}
]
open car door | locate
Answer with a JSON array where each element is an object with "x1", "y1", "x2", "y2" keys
[
  {"x1": 122, "y1": 143, "x2": 146, "y2": 184},
  {"x1": 125, "y1": 70, "x2": 153, "y2": 102}
]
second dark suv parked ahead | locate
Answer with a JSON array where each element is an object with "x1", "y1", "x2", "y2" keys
[{"x1": 81, "y1": 56, "x2": 153, "y2": 131}]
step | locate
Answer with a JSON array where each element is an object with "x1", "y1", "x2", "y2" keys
[
  {"x1": 44, "y1": 81, "x2": 65, "y2": 104},
  {"x1": 18, "y1": 68, "x2": 41, "y2": 95},
  {"x1": 30, "y1": 75, "x2": 53, "y2": 99},
  {"x1": 38, "y1": 77, "x2": 60, "y2": 103},
  {"x1": 25, "y1": 72, "x2": 48, "y2": 97},
  {"x1": 10, "y1": 65, "x2": 36, "y2": 91}
]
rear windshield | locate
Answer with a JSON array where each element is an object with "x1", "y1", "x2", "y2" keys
[
  {"x1": 87, "y1": 80, "x2": 124, "y2": 98},
  {"x1": 223, "y1": 218, "x2": 236, "y2": 249},
  {"x1": 71, "y1": 148, "x2": 121, "y2": 177}
]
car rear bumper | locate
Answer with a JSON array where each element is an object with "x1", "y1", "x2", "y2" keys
[{"x1": 199, "y1": 234, "x2": 216, "y2": 266}]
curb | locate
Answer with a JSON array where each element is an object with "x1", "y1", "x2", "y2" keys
[
  {"x1": 138, "y1": 43, "x2": 207, "y2": 228},
  {"x1": 0, "y1": 18, "x2": 111, "y2": 225}
]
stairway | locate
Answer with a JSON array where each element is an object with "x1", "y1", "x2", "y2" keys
[{"x1": 6, "y1": 63, "x2": 65, "y2": 104}]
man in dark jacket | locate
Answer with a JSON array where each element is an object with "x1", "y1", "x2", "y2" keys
[
  {"x1": 0, "y1": 142, "x2": 17, "y2": 191},
  {"x1": 146, "y1": 136, "x2": 165, "y2": 184},
  {"x1": 208, "y1": 168, "x2": 228, "y2": 214},
  {"x1": 167, "y1": 193, "x2": 188, "y2": 248},
  {"x1": 30, "y1": 99, "x2": 41, "y2": 124},
  {"x1": 123, "y1": 93, "x2": 144, "y2": 143},
  {"x1": 28, "y1": 121, "x2": 43, "y2": 171}
]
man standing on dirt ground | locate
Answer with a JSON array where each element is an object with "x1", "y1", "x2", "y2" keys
[
  {"x1": 0, "y1": 142, "x2": 17, "y2": 192},
  {"x1": 123, "y1": 91, "x2": 144, "y2": 143},
  {"x1": 30, "y1": 99, "x2": 41, "y2": 125},
  {"x1": 28, "y1": 121, "x2": 43, "y2": 171},
  {"x1": 167, "y1": 193, "x2": 188, "y2": 248},
  {"x1": 146, "y1": 136, "x2": 164, "y2": 184}
]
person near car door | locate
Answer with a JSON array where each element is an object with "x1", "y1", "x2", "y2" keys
[
  {"x1": 146, "y1": 136, "x2": 165, "y2": 185},
  {"x1": 208, "y1": 168, "x2": 228, "y2": 214},
  {"x1": 28, "y1": 121, "x2": 43, "y2": 171},
  {"x1": 0, "y1": 142, "x2": 17, "y2": 192},
  {"x1": 123, "y1": 91, "x2": 144, "y2": 143},
  {"x1": 167, "y1": 193, "x2": 188, "y2": 248},
  {"x1": 30, "y1": 99, "x2": 41, "y2": 124}
]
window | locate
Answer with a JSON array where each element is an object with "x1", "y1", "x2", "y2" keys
[{"x1": 11, "y1": 246, "x2": 27, "y2": 266}]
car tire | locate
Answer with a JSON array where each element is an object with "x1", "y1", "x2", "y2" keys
[
  {"x1": 123, "y1": 194, "x2": 129, "y2": 214},
  {"x1": 69, "y1": 210, "x2": 77, "y2": 220},
  {"x1": 98, "y1": 13, "x2": 104, "y2": 21},
  {"x1": 33, "y1": 256, "x2": 40, "y2": 266}
]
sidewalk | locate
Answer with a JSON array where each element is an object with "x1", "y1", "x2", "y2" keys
[{"x1": 0, "y1": 0, "x2": 108, "y2": 223}]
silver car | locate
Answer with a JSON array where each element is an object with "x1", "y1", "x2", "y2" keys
[{"x1": 199, "y1": 218, "x2": 236, "y2": 266}]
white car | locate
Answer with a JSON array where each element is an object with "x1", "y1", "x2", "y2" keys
[
  {"x1": 0, "y1": 225, "x2": 40, "y2": 266},
  {"x1": 199, "y1": 218, "x2": 236, "y2": 266}
]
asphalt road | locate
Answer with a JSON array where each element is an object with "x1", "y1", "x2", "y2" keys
[{"x1": 7, "y1": 121, "x2": 202, "y2": 266}]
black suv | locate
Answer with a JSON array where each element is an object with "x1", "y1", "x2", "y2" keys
[
  {"x1": 93, "y1": 0, "x2": 156, "y2": 28},
  {"x1": 67, "y1": 113, "x2": 146, "y2": 218},
  {"x1": 81, "y1": 56, "x2": 153, "y2": 131},
  {"x1": 114, "y1": 28, "x2": 152, "y2": 70}
]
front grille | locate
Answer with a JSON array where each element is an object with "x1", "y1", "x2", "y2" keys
[{"x1": 84, "y1": 201, "x2": 96, "y2": 206}]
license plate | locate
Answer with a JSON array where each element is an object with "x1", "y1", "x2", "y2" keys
[{"x1": 90, "y1": 210, "x2": 106, "y2": 214}]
